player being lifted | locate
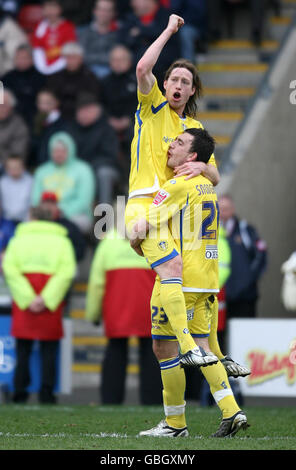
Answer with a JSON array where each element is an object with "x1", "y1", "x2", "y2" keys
[
  {"x1": 125, "y1": 13, "x2": 250, "y2": 376},
  {"x1": 125, "y1": 14, "x2": 219, "y2": 367},
  {"x1": 131, "y1": 128, "x2": 249, "y2": 438}
]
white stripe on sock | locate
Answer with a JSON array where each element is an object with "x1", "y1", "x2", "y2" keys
[
  {"x1": 164, "y1": 401, "x2": 186, "y2": 417},
  {"x1": 213, "y1": 388, "x2": 233, "y2": 403}
]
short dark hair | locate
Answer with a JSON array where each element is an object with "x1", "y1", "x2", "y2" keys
[
  {"x1": 16, "y1": 44, "x2": 33, "y2": 54},
  {"x1": 6, "y1": 154, "x2": 24, "y2": 161},
  {"x1": 38, "y1": 88, "x2": 60, "y2": 101},
  {"x1": 30, "y1": 206, "x2": 54, "y2": 221},
  {"x1": 184, "y1": 128, "x2": 215, "y2": 164}
]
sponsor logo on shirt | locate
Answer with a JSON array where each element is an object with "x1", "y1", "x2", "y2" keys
[
  {"x1": 152, "y1": 189, "x2": 170, "y2": 207},
  {"x1": 205, "y1": 245, "x2": 218, "y2": 259}
]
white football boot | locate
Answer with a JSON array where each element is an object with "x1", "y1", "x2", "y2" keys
[{"x1": 138, "y1": 420, "x2": 189, "y2": 438}]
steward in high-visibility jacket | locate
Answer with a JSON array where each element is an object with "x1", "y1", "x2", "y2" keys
[
  {"x1": 3, "y1": 218, "x2": 76, "y2": 340},
  {"x1": 217, "y1": 225, "x2": 232, "y2": 331}
]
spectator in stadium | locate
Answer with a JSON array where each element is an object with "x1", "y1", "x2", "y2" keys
[
  {"x1": 85, "y1": 227, "x2": 162, "y2": 405},
  {"x1": 31, "y1": 131, "x2": 96, "y2": 234},
  {"x1": 69, "y1": 92, "x2": 119, "y2": 205},
  {"x1": 57, "y1": 0, "x2": 96, "y2": 26},
  {"x1": 0, "y1": 0, "x2": 22, "y2": 17},
  {"x1": 115, "y1": 0, "x2": 132, "y2": 19},
  {"x1": 207, "y1": 0, "x2": 266, "y2": 46},
  {"x1": 170, "y1": 0, "x2": 208, "y2": 60},
  {"x1": 215, "y1": 225, "x2": 232, "y2": 352},
  {"x1": 77, "y1": 0, "x2": 120, "y2": 79},
  {"x1": 0, "y1": 5, "x2": 28, "y2": 77},
  {"x1": 2, "y1": 205, "x2": 76, "y2": 404},
  {"x1": 32, "y1": 88, "x2": 70, "y2": 165},
  {"x1": 0, "y1": 155, "x2": 33, "y2": 223},
  {"x1": 32, "y1": 0, "x2": 76, "y2": 75},
  {"x1": 0, "y1": 89, "x2": 30, "y2": 167},
  {"x1": 281, "y1": 251, "x2": 296, "y2": 312},
  {"x1": 100, "y1": 45, "x2": 137, "y2": 180},
  {"x1": 40, "y1": 191, "x2": 86, "y2": 263},
  {"x1": 2, "y1": 44, "x2": 45, "y2": 129},
  {"x1": 219, "y1": 194, "x2": 268, "y2": 318},
  {"x1": 119, "y1": 0, "x2": 181, "y2": 83},
  {"x1": 46, "y1": 41, "x2": 101, "y2": 120},
  {"x1": 0, "y1": 206, "x2": 16, "y2": 254}
]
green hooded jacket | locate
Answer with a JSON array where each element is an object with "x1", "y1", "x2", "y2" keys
[{"x1": 31, "y1": 132, "x2": 96, "y2": 222}]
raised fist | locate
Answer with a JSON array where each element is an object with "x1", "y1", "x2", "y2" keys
[{"x1": 167, "y1": 14, "x2": 184, "y2": 34}]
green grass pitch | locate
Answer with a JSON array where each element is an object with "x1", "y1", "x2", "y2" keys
[{"x1": 0, "y1": 404, "x2": 295, "y2": 450}]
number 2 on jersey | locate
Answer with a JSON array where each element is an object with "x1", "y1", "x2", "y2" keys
[{"x1": 201, "y1": 201, "x2": 219, "y2": 240}]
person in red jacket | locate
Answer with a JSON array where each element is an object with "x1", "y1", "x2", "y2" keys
[
  {"x1": 86, "y1": 228, "x2": 162, "y2": 405},
  {"x1": 32, "y1": 0, "x2": 76, "y2": 75}
]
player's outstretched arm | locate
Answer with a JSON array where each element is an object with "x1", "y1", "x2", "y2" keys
[
  {"x1": 136, "y1": 14, "x2": 184, "y2": 95},
  {"x1": 174, "y1": 162, "x2": 220, "y2": 186}
]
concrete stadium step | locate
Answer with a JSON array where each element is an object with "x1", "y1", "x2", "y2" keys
[
  {"x1": 71, "y1": 334, "x2": 141, "y2": 388},
  {"x1": 208, "y1": 38, "x2": 279, "y2": 55},
  {"x1": 268, "y1": 16, "x2": 293, "y2": 41},
  {"x1": 198, "y1": 62, "x2": 268, "y2": 87},
  {"x1": 283, "y1": 0, "x2": 296, "y2": 6},
  {"x1": 199, "y1": 86, "x2": 255, "y2": 112},
  {"x1": 212, "y1": 135, "x2": 232, "y2": 164},
  {"x1": 198, "y1": 110, "x2": 243, "y2": 137},
  {"x1": 72, "y1": 336, "x2": 139, "y2": 347},
  {"x1": 281, "y1": 0, "x2": 296, "y2": 17},
  {"x1": 198, "y1": 44, "x2": 278, "y2": 66},
  {"x1": 70, "y1": 308, "x2": 86, "y2": 319},
  {"x1": 69, "y1": 308, "x2": 99, "y2": 336},
  {"x1": 72, "y1": 282, "x2": 88, "y2": 294},
  {"x1": 72, "y1": 363, "x2": 139, "y2": 374}
]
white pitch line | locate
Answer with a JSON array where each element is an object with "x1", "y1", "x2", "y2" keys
[
  {"x1": 0, "y1": 431, "x2": 295, "y2": 441},
  {"x1": 0, "y1": 431, "x2": 128, "y2": 439}
]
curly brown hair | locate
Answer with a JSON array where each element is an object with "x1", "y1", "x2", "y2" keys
[{"x1": 164, "y1": 59, "x2": 203, "y2": 119}]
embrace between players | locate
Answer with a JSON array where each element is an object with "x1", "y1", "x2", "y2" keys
[{"x1": 125, "y1": 14, "x2": 250, "y2": 438}]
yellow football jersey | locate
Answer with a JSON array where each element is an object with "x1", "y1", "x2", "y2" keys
[
  {"x1": 147, "y1": 174, "x2": 220, "y2": 293},
  {"x1": 129, "y1": 80, "x2": 216, "y2": 198}
]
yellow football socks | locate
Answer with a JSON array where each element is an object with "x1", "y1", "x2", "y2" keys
[
  {"x1": 160, "y1": 279, "x2": 197, "y2": 354},
  {"x1": 201, "y1": 361, "x2": 241, "y2": 419},
  {"x1": 159, "y1": 356, "x2": 187, "y2": 429},
  {"x1": 208, "y1": 302, "x2": 225, "y2": 360}
]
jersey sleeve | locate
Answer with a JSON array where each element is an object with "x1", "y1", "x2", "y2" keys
[
  {"x1": 208, "y1": 153, "x2": 217, "y2": 168},
  {"x1": 147, "y1": 179, "x2": 186, "y2": 228},
  {"x1": 137, "y1": 79, "x2": 167, "y2": 121}
]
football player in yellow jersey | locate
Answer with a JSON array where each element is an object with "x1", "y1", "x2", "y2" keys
[
  {"x1": 125, "y1": 14, "x2": 220, "y2": 365},
  {"x1": 132, "y1": 128, "x2": 249, "y2": 438}
]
